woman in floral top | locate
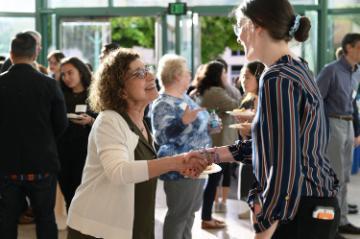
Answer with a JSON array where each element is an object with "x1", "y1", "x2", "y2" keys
[{"x1": 151, "y1": 54, "x2": 212, "y2": 239}]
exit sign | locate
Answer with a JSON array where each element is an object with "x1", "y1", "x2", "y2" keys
[{"x1": 168, "y1": 2, "x2": 187, "y2": 15}]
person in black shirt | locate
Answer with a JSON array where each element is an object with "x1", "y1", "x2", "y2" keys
[
  {"x1": 0, "y1": 32, "x2": 67, "y2": 238},
  {"x1": 57, "y1": 57, "x2": 96, "y2": 211}
]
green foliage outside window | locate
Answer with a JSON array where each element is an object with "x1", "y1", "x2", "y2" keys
[
  {"x1": 111, "y1": 17, "x2": 155, "y2": 49},
  {"x1": 110, "y1": 16, "x2": 243, "y2": 64}
]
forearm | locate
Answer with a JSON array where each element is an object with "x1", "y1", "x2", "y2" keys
[
  {"x1": 147, "y1": 155, "x2": 182, "y2": 179},
  {"x1": 203, "y1": 140, "x2": 252, "y2": 164},
  {"x1": 214, "y1": 146, "x2": 236, "y2": 163}
]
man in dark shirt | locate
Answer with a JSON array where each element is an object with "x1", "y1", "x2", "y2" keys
[
  {"x1": 317, "y1": 33, "x2": 360, "y2": 238},
  {"x1": 0, "y1": 33, "x2": 67, "y2": 238}
]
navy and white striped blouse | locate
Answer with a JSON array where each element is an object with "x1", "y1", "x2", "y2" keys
[{"x1": 230, "y1": 55, "x2": 339, "y2": 233}]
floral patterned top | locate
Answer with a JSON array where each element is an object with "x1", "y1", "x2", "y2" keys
[{"x1": 151, "y1": 93, "x2": 212, "y2": 180}]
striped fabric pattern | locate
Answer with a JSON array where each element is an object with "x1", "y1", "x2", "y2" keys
[{"x1": 249, "y1": 55, "x2": 338, "y2": 233}]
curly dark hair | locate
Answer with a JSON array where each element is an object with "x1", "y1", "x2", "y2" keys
[
  {"x1": 196, "y1": 61, "x2": 225, "y2": 96},
  {"x1": 60, "y1": 57, "x2": 92, "y2": 92},
  {"x1": 89, "y1": 48, "x2": 140, "y2": 113}
]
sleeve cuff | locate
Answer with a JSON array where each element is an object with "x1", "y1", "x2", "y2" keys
[
  {"x1": 253, "y1": 218, "x2": 275, "y2": 233},
  {"x1": 228, "y1": 139, "x2": 252, "y2": 164}
]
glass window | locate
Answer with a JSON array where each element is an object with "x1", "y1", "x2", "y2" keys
[
  {"x1": 60, "y1": 20, "x2": 110, "y2": 70},
  {"x1": 186, "y1": 0, "x2": 317, "y2": 6},
  {"x1": 304, "y1": 11, "x2": 318, "y2": 73},
  {"x1": 113, "y1": 0, "x2": 166, "y2": 6},
  {"x1": 186, "y1": 0, "x2": 238, "y2": 6},
  {"x1": 0, "y1": 0, "x2": 35, "y2": 12},
  {"x1": 48, "y1": 0, "x2": 107, "y2": 8},
  {"x1": 329, "y1": 0, "x2": 360, "y2": 8},
  {"x1": 326, "y1": 14, "x2": 360, "y2": 64},
  {"x1": 0, "y1": 17, "x2": 35, "y2": 57}
]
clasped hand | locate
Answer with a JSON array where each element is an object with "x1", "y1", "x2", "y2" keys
[{"x1": 178, "y1": 151, "x2": 210, "y2": 178}]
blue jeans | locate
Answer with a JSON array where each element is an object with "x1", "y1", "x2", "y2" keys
[{"x1": 0, "y1": 174, "x2": 58, "y2": 239}]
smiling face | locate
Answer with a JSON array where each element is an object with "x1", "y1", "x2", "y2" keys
[
  {"x1": 122, "y1": 58, "x2": 158, "y2": 105},
  {"x1": 240, "y1": 68, "x2": 258, "y2": 94}
]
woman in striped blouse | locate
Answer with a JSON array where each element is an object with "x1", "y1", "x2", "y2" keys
[{"x1": 202, "y1": 0, "x2": 340, "y2": 238}]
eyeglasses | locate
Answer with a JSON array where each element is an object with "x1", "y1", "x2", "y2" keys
[
  {"x1": 233, "y1": 18, "x2": 251, "y2": 37},
  {"x1": 233, "y1": 24, "x2": 241, "y2": 37},
  {"x1": 128, "y1": 65, "x2": 154, "y2": 80}
]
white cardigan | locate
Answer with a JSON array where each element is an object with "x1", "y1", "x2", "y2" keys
[{"x1": 67, "y1": 110, "x2": 150, "y2": 239}]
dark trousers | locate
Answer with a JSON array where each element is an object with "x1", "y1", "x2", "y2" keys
[
  {"x1": 0, "y1": 174, "x2": 58, "y2": 239},
  {"x1": 272, "y1": 197, "x2": 340, "y2": 239},
  {"x1": 201, "y1": 163, "x2": 232, "y2": 220},
  {"x1": 240, "y1": 164, "x2": 257, "y2": 201},
  {"x1": 58, "y1": 167, "x2": 83, "y2": 212}
]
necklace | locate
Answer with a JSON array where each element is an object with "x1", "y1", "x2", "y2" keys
[
  {"x1": 127, "y1": 110, "x2": 146, "y2": 134},
  {"x1": 137, "y1": 124, "x2": 145, "y2": 133},
  {"x1": 132, "y1": 119, "x2": 146, "y2": 133}
]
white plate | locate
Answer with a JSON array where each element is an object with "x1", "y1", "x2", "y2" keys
[
  {"x1": 229, "y1": 123, "x2": 252, "y2": 129},
  {"x1": 200, "y1": 163, "x2": 222, "y2": 175},
  {"x1": 226, "y1": 110, "x2": 255, "y2": 117},
  {"x1": 67, "y1": 113, "x2": 84, "y2": 119}
]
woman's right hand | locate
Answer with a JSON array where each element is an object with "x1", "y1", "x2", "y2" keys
[
  {"x1": 182, "y1": 105, "x2": 204, "y2": 125},
  {"x1": 178, "y1": 151, "x2": 209, "y2": 178}
]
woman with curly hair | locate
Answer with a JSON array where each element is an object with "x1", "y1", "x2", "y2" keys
[{"x1": 66, "y1": 48, "x2": 207, "y2": 239}]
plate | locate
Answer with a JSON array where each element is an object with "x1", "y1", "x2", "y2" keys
[
  {"x1": 226, "y1": 109, "x2": 255, "y2": 117},
  {"x1": 229, "y1": 122, "x2": 252, "y2": 129},
  {"x1": 67, "y1": 113, "x2": 84, "y2": 119},
  {"x1": 200, "y1": 163, "x2": 222, "y2": 175}
]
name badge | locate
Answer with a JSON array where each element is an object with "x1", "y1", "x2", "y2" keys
[{"x1": 75, "y1": 104, "x2": 87, "y2": 113}]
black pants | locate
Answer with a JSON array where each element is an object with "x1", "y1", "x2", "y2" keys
[
  {"x1": 58, "y1": 167, "x2": 82, "y2": 212},
  {"x1": 240, "y1": 164, "x2": 257, "y2": 201},
  {"x1": 201, "y1": 163, "x2": 231, "y2": 220},
  {"x1": 272, "y1": 196, "x2": 340, "y2": 239},
  {"x1": 0, "y1": 175, "x2": 58, "y2": 239}
]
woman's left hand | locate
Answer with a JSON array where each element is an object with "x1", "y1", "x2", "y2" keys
[{"x1": 70, "y1": 113, "x2": 94, "y2": 126}]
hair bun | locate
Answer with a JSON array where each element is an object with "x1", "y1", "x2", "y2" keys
[{"x1": 294, "y1": 16, "x2": 311, "y2": 42}]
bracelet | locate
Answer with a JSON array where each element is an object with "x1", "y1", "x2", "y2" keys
[
  {"x1": 202, "y1": 147, "x2": 221, "y2": 164},
  {"x1": 212, "y1": 147, "x2": 221, "y2": 164}
]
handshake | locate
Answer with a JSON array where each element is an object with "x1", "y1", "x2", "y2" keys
[{"x1": 176, "y1": 150, "x2": 219, "y2": 178}]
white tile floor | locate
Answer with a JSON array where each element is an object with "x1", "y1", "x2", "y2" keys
[{"x1": 20, "y1": 174, "x2": 360, "y2": 239}]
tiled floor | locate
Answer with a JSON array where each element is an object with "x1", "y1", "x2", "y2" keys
[{"x1": 20, "y1": 174, "x2": 360, "y2": 239}]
